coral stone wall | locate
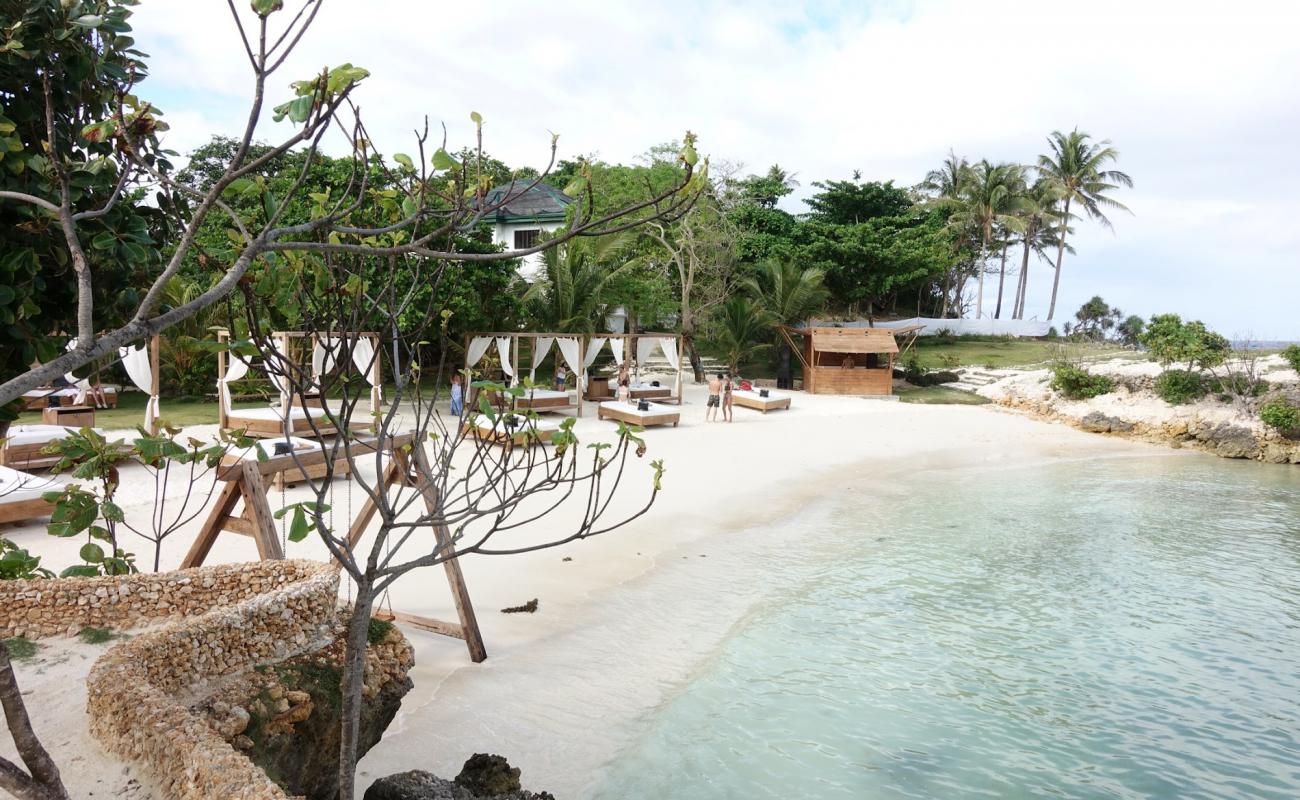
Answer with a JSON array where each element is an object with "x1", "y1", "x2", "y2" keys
[
  {"x1": 0, "y1": 560, "x2": 330, "y2": 638},
  {"x1": 3, "y1": 560, "x2": 340, "y2": 800}
]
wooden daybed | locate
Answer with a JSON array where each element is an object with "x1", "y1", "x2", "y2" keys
[
  {"x1": 22, "y1": 385, "x2": 119, "y2": 410},
  {"x1": 732, "y1": 389, "x2": 792, "y2": 413},
  {"x1": 221, "y1": 435, "x2": 352, "y2": 490},
  {"x1": 223, "y1": 403, "x2": 342, "y2": 439},
  {"x1": 0, "y1": 465, "x2": 59, "y2": 525},
  {"x1": 0, "y1": 425, "x2": 98, "y2": 471},
  {"x1": 514, "y1": 388, "x2": 579, "y2": 414},
  {"x1": 627, "y1": 383, "x2": 674, "y2": 402},
  {"x1": 462, "y1": 415, "x2": 562, "y2": 448},
  {"x1": 597, "y1": 401, "x2": 680, "y2": 428}
]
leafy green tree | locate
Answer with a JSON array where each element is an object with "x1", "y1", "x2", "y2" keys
[
  {"x1": 743, "y1": 260, "x2": 829, "y2": 387},
  {"x1": 805, "y1": 174, "x2": 911, "y2": 225},
  {"x1": 0, "y1": 0, "x2": 171, "y2": 431},
  {"x1": 1010, "y1": 177, "x2": 1064, "y2": 319},
  {"x1": 736, "y1": 164, "x2": 797, "y2": 209},
  {"x1": 1038, "y1": 128, "x2": 1133, "y2": 319},
  {"x1": 1140, "y1": 313, "x2": 1230, "y2": 370},
  {"x1": 1117, "y1": 315, "x2": 1145, "y2": 346},
  {"x1": 709, "y1": 296, "x2": 773, "y2": 374},
  {"x1": 920, "y1": 150, "x2": 974, "y2": 317}
]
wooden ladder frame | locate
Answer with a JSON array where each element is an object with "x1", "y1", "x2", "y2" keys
[{"x1": 181, "y1": 433, "x2": 486, "y2": 663}]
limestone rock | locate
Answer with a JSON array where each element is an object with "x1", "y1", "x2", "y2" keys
[{"x1": 455, "y1": 754, "x2": 521, "y2": 796}]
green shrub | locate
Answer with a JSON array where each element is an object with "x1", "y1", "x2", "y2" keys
[
  {"x1": 1049, "y1": 362, "x2": 1114, "y2": 399},
  {"x1": 1259, "y1": 397, "x2": 1300, "y2": 434},
  {"x1": 1139, "y1": 313, "x2": 1230, "y2": 369},
  {"x1": 0, "y1": 538, "x2": 53, "y2": 580},
  {"x1": 1282, "y1": 344, "x2": 1300, "y2": 374},
  {"x1": 1209, "y1": 374, "x2": 1268, "y2": 402},
  {"x1": 78, "y1": 626, "x2": 117, "y2": 645},
  {"x1": 367, "y1": 617, "x2": 396, "y2": 645},
  {"x1": 1154, "y1": 369, "x2": 1207, "y2": 405}
]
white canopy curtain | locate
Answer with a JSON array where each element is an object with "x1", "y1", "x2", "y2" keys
[
  {"x1": 311, "y1": 337, "x2": 339, "y2": 379},
  {"x1": 217, "y1": 352, "x2": 251, "y2": 415},
  {"x1": 529, "y1": 336, "x2": 555, "y2": 382},
  {"x1": 495, "y1": 336, "x2": 515, "y2": 383},
  {"x1": 62, "y1": 337, "x2": 92, "y2": 404},
  {"x1": 118, "y1": 345, "x2": 158, "y2": 431},
  {"x1": 466, "y1": 336, "x2": 493, "y2": 369},
  {"x1": 659, "y1": 337, "x2": 682, "y2": 396},
  {"x1": 349, "y1": 335, "x2": 383, "y2": 411},
  {"x1": 555, "y1": 337, "x2": 582, "y2": 390},
  {"x1": 609, "y1": 337, "x2": 625, "y2": 367}
]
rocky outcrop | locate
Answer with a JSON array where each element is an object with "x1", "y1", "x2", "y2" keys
[
  {"x1": 365, "y1": 755, "x2": 555, "y2": 800},
  {"x1": 199, "y1": 616, "x2": 415, "y2": 800}
]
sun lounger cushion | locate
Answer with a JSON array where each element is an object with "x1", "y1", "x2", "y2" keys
[
  {"x1": 599, "y1": 401, "x2": 676, "y2": 417},
  {"x1": 0, "y1": 465, "x2": 59, "y2": 503},
  {"x1": 227, "y1": 405, "x2": 338, "y2": 422},
  {"x1": 472, "y1": 415, "x2": 563, "y2": 434},
  {"x1": 225, "y1": 435, "x2": 323, "y2": 463},
  {"x1": 4, "y1": 424, "x2": 99, "y2": 447},
  {"x1": 516, "y1": 389, "x2": 571, "y2": 401},
  {"x1": 733, "y1": 389, "x2": 786, "y2": 401}
]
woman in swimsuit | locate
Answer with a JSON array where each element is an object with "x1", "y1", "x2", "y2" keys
[{"x1": 722, "y1": 373, "x2": 734, "y2": 423}]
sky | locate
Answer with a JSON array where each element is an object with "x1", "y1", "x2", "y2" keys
[{"x1": 130, "y1": 0, "x2": 1300, "y2": 339}]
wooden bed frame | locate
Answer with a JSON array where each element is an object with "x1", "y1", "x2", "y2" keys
[
  {"x1": 0, "y1": 497, "x2": 55, "y2": 525},
  {"x1": 629, "y1": 385, "x2": 674, "y2": 402},
  {"x1": 1, "y1": 441, "x2": 62, "y2": 471},
  {"x1": 462, "y1": 419, "x2": 557, "y2": 448},
  {"x1": 732, "y1": 391, "x2": 792, "y2": 413},
  {"x1": 220, "y1": 439, "x2": 353, "y2": 491},
  {"x1": 224, "y1": 407, "x2": 341, "y2": 439},
  {"x1": 513, "y1": 389, "x2": 578, "y2": 414},
  {"x1": 598, "y1": 402, "x2": 680, "y2": 428}
]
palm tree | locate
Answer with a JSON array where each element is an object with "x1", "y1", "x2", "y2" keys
[
  {"x1": 1010, "y1": 177, "x2": 1063, "y2": 319},
  {"x1": 743, "y1": 260, "x2": 829, "y2": 388},
  {"x1": 524, "y1": 234, "x2": 630, "y2": 333},
  {"x1": 921, "y1": 150, "x2": 972, "y2": 317},
  {"x1": 1038, "y1": 128, "x2": 1133, "y2": 319},
  {"x1": 709, "y1": 297, "x2": 774, "y2": 375},
  {"x1": 947, "y1": 160, "x2": 1023, "y2": 319}
]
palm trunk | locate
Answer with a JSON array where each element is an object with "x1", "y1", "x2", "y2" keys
[
  {"x1": 975, "y1": 243, "x2": 987, "y2": 319},
  {"x1": 993, "y1": 241, "x2": 1009, "y2": 319},
  {"x1": 1047, "y1": 197, "x2": 1071, "y2": 320},
  {"x1": 939, "y1": 267, "x2": 952, "y2": 318},
  {"x1": 1015, "y1": 235, "x2": 1032, "y2": 319},
  {"x1": 336, "y1": 580, "x2": 375, "y2": 800}
]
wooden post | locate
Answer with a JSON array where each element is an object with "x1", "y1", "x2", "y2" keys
[
  {"x1": 675, "y1": 333, "x2": 683, "y2": 404},
  {"x1": 408, "y1": 444, "x2": 487, "y2": 663},
  {"x1": 239, "y1": 460, "x2": 284, "y2": 561},
  {"x1": 277, "y1": 331, "x2": 291, "y2": 439},
  {"x1": 149, "y1": 334, "x2": 161, "y2": 435}
]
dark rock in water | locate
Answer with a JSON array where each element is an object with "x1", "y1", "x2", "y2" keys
[
  {"x1": 365, "y1": 754, "x2": 555, "y2": 800},
  {"x1": 456, "y1": 753, "x2": 521, "y2": 796},
  {"x1": 1199, "y1": 422, "x2": 1260, "y2": 459}
]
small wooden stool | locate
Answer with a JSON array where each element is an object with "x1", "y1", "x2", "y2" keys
[{"x1": 42, "y1": 405, "x2": 95, "y2": 427}]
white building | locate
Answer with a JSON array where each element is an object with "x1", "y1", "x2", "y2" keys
[{"x1": 484, "y1": 179, "x2": 574, "y2": 281}]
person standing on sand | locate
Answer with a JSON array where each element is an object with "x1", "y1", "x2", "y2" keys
[
  {"x1": 706, "y1": 372, "x2": 723, "y2": 421},
  {"x1": 554, "y1": 363, "x2": 567, "y2": 392},
  {"x1": 723, "y1": 373, "x2": 734, "y2": 422},
  {"x1": 617, "y1": 362, "x2": 631, "y2": 403},
  {"x1": 449, "y1": 372, "x2": 464, "y2": 416}
]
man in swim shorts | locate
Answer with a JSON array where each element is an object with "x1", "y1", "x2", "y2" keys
[{"x1": 706, "y1": 373, "x2": 722, "y2": 421}]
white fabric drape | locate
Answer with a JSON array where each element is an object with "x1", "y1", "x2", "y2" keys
[
  {"x1": 584, "y1": 337, "x2": 607, "y2": 369},
  {"x1": 218, "y1": 354, "x2": 251, "y2": 415},
  {"x1": 466, "y1": 336, "x2": 493, "y2": 368},
  {"x1": 609, "y1": 338, "x2": 625, "y2": 366},
  {"x1": 529, "y1": 336, "x2": 555, "y2": 381},
  {"x1": 659, "y1": 337, "x2": 682, "y2": 397},
  {"x1": 119, "y1": 345, "x2": 158, "y2": 431},
  {"x1": 62, "y1": 338, "x2": 91, "y2": 404},
  {"x1": 555, "y1": 337, "x2": 582, "y2": 390},
  {"x1": 350, "y1": 336, "x2": 382, "y2": 411},
  {"x1": 312, "y1": 337, "x2": 340, "y2": 379},
  {"x1": 495, "y1": 337, "x2": 515, "y2": 381},
  {"x1": 636, "y1": 336, "x2": 658, "y2": 367}
]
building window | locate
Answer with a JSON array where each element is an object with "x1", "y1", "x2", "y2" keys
[{"x1": 513, "y1": 229, "x2": 540, "y2": 249}]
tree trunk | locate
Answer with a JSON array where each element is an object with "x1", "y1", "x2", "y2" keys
[
  {"x1": 1015, "y1": 236, "x2": 1032, "y2": 319},
  {"x1": 335, "y1": 580, "x2": 375, "y2": 800},
  {"x1": 0, "y1": 643, "x2": 70, "y2": 800},
  {"x1": 1047, "y1": 197, "x2": 1071, "y2": 320},
  {"x1": 975, "y1": 244, "x2": 986, "y2": 319},
  {"x1": 939, "y1": 267, "x2": 952, "y2": 318},
  {"x1": 685, "y1": 335, "x2": 705, "y2": 383},
  {"x1": 776, "y1": 342, "x2": 792, "y2": 389},
  {"x1": 993, "y1": 241, "x2": 1009, "y2": 319}
]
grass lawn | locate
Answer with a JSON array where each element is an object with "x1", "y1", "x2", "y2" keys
[
  {"x1": 16, "y1": 393, "x2": 219, "y2": 431},
  {"x1": 895, "y1": 385, "x2": 991, "y2": 405},
  {"x1": 907, "y1": 338, "x2": 1136, "y2": 371}
]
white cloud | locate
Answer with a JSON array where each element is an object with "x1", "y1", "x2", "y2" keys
[{"x1": 131, "y1": 0, "x2": 1300, "y2": 338}]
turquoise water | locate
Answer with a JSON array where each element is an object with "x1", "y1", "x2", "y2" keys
[{"x1": 593, "y1": 457, "x2": 1300, "y2": 799}]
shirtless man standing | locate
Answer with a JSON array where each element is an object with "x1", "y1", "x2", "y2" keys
[{"x1": 706, "y1": 373, "x2": 723, "y2": 422}]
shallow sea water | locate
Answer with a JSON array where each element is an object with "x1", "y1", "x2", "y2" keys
[{"x1": 592, "y1": 456, "x2": 1300, "y2": 799}]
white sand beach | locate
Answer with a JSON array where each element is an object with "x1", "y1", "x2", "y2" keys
[{"x1": 0, "y1": 383, "x2": 1180, "y2": 798}]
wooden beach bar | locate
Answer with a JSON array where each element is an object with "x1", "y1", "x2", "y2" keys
[{"x1": 779, "y1": 325, "x2": 921, "y2": 396}]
